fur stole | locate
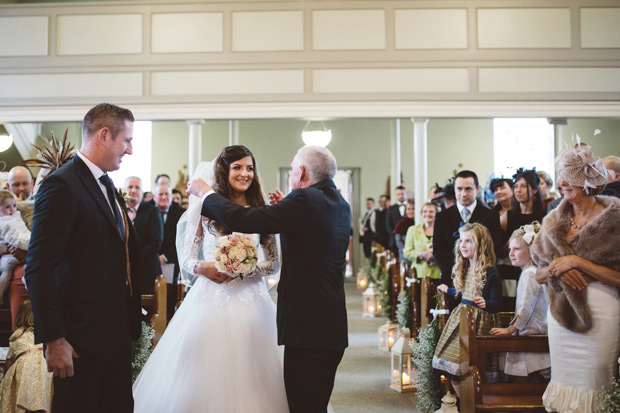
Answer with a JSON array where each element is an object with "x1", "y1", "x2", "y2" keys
[{"x1": 530, "y1": 196, "x2": 620, "y2": 333}]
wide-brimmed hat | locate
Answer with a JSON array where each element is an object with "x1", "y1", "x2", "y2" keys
[{"x1": 555, "y1": 143, "x2": 608, "y2": 193}]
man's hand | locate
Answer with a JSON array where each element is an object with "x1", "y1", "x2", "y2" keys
[
  {"x1": 187, "y1": 178, "x2": 212, "y2": 198},
  {"x1": 268, "y1": 189, "x2": 284, "y2": 205},
  {"x1": 45, "y1": 337, "x2": 80, "y2": 378},
  {"x1": 195, "y1": 261, "x2": 232, "y2": 284},
  {"x1": 8, "y1": 246, "x2": 27, "y2": 263}
]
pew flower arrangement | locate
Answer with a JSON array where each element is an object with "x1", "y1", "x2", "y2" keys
[
  {"x1": 396, "y1": 288, "x2": 413, "y2": 330},
  {"x1": 596, "y1": 379, "x2": 620, "y2": 412},
  {"x1": 132, "y1": 321, "x2": 155, "y2": 382},
  {"x1": 410, "y1": 293, "x2": 442, "y2": 412},
  {"x1": 214, "y1": 233, "x2": 258, "y2": 280}
]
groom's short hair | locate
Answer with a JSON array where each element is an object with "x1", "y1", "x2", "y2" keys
[
  {"x1": 83, "y1": 103, "x2": 134, "y2": 141},
  {"x1": 296, "y1": 146, "x2": 337, "y2": 183}
]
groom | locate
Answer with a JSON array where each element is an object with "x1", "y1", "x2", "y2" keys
[
  {"x1": 188, "y1": 145, "x2": 350, "y2": 412},
  {"x1": 25, "y1": 103, "x2": 142, "y2": 412}
]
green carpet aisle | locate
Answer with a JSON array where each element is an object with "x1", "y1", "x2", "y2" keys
[{"x1": 330, "y1": 280, "x2": 418, "y2": 412}]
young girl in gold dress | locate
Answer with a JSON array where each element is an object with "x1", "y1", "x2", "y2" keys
[
  {"x1": 432, "y1": 223, "x2": 502, "y2": 397},
  {"x1": 0, "y1": 300, "x2": 53, "y2": 413}
]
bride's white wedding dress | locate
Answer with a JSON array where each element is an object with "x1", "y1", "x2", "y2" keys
[{"x1": 132, "y1": 220, "x2": 289, "y2": 413}]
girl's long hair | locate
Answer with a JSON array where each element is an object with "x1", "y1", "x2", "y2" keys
[
  {"x1": 452, "y1": 223, "x2": 496, "y2": 293},
  {"x1": 207, "y1": 145, "x2": 266, "y2": 235}
]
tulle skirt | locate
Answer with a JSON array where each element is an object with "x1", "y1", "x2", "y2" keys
[{"x1": 133, "y1": 276, "x2": 289, "y2": 413}]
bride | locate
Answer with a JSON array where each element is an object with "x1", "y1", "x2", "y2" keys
[{"x1": 132, "y1": 145, "x2": 289, "y2": 412}]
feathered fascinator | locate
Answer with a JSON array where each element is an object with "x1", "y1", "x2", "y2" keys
[
  {"x1": 512, "y1": 167, "x2": 540, "y2": 188},
  {"x1": 555, "y1": 138, "x2": 611, "y2": 194},
  {"x1": 22, "y1": 129, "x2": 76, "y2": 193}
]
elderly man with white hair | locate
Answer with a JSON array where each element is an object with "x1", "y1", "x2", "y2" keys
[{"x1": 187, "y1": 145, "x2": 350, "y2": 413}]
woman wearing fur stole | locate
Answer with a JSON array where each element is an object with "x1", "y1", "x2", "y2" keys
[{"x1": 531, "y1": 142, "x2": 620, "y2": 413}]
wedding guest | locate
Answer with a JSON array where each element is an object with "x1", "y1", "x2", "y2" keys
[
  {"x1": 490, "y1": 178, "x2": 513, "y2": 235},
  {"x1": 393, "y1": 200, "x2": 415, "y2": 263},
  {"x1": 433, "y1": 170, "x2": 501, "y2": 286},
  {"x1": 537, "y1": 170, "x2": 555, "y2": 210},
  {"x1": 142, "y1": 191, "x2": 153, "y2": 203},
  {"x1": 4, "y1": 168, "x2": 34, "y2": 330},
  {"x1": 172, "y1": 188, "x2": 184, "y2": 208},
  {"x1": 358, "y1": 197, "x2": 376, "y2": 258},
  {"x1": 0, "y1": 191, "x2": 30, "y2": 305},
  {"x1": 490, "y1": 223, "x2": 550, "y2": 383},
  {"x1": 5, "y1": 166, "x2": 33, "y2": 202},
  {"x1": 601, "y1": 155, "x2": 620, "y2": 198},
  {"x1": 531, "y1": 143, "x2": 620, "y2": 413},
  {"x1": 25, "y1": 103, "x2": 141, "y2": 412},
  {"x1": 432, "y1": 223, "x2": 502, "y2": 397},
  {"x1": 0, "y1": 300, "x2": 53, "y2": 413},
  {"x1": 386, "y1": 185, "x2": 407, "y2": 253},
  {"x1": 505, "y1": 168, "x2": 545, "y2": 246},
  {"x1": 124, "y1": 177, "x2": 163, "y2": 294},
  {"x1": 373, "y1": 195, "x2": 390, "y2": 249},
  {"x1": 154, "y1": 182, "x2": 184, "y2": 284},
  {"x1": 404, "y1": 202, "x2": 440, "y2": 281},
  {"x1": 547, "y1": 186, "x2": 564, "y2": 213},
  {"x1": 154, "y1": 174, "x2": 170, "y2": 186}
]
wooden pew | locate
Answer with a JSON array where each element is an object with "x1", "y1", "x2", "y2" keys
[
  {"x1": 0, "y1": 308, "x2": 12, "y2": 347},
  {"x1": 389, "y1": 257, "x2": 402, "y2": 321},
  {"x1": 141, "y1": 274, "x2": 167, "y2": 347},
  {"x1": 459, "y1": 305, "x2": 549, "y2": 413}
]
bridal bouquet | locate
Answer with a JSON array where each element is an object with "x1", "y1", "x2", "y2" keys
[{"x1": 214, "y1": 233, "x2": 258, "y2": 280}]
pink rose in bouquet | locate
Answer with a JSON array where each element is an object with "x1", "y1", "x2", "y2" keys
[{"x1": 214, "y1": 233, "x2": 258, "y2": 280}]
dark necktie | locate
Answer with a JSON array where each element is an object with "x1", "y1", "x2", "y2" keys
[{"x1": 100, "y1": 174, "x2": 125, "y2": 240}]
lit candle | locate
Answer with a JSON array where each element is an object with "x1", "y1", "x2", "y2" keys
[
  {"x1": 369, "y1": 305, "x2": 375, "y2": 313},
  {"x1": 402, "y1": 372, "x2": 410, "y2": 385},
  {"x1": 360, "y1": 279, "x2": 367, "y2": 287},
  {"x1": 388, "y1": 336, "x2": 394, "y2": 347}
]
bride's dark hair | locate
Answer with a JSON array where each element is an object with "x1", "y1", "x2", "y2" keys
[{"x1": 208, "y1": 145, "x2": 266, "y2": 235}]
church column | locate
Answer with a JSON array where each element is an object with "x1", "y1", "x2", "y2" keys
[
  {"x1": 412, "y1": 118, "x2": 429, "y2": 223},
  {"x1": 187, "y1": 120, "x2": 205, "y2": 176}
]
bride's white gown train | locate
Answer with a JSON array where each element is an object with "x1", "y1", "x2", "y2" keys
[{"x1": 132, "y1": 226, "x2": 289, "y2": 413}]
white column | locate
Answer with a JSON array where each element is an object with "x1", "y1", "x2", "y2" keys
[
  {"x1": 412, "y1": 118, "x2": 429, "y2": 223},
  {"x1": 187, "y1": 120, "x2": 204, "y2": 176},
  {"x1": 395, "y1": 119, "x2": 401, "y2": 186}
]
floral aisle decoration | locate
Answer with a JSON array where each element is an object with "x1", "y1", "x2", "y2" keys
[
  {"x1": 410, "y1": 293, "x2": 442, "y2": 412},
  {"x1": 596, "y1": 378, "x2": 620, "y2": 412},
  {"x1": 132, "y1": 321, "x2": 155, "y2": 382},
  {"x1": 396, "y1": 288, "x2": 413, "y2": 330}
]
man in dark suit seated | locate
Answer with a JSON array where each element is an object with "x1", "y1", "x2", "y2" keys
[
  {"x1": 187, "y1": 145, "x2": 350, "y2": 413},
  {"x1": 386, "y1": 185, "x2": 408, "y2": 253},
  {"x1": 25, "y1": 103, "x2": 141, "y2": 412},
  {"x1": 433, "y1": 170, "x2": 501, "y2": 286},
  {"x1": 125, "y1": 176, "x2": 163, "y2": 294}
]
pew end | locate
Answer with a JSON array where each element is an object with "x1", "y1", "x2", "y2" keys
[
  {"x1": 141, "y1": 274, "x2": 167, "y2": 347},
  {"x1": 459, "y1": 305, "x2": 549, "y2": 413}
]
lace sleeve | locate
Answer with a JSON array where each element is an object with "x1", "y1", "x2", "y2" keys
[
  {"x1": 181, "y1": 219, "x2": 204, "y2": 276},
  {"x1": 244, "y1": 234, "x2": 280, "y2": 279}
]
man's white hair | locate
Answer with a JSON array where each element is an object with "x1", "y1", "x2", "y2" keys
[
  {"x1": 124, "y1": 175, "x2": 142, "y2": 188},
  {"x1": 153, "y1": 182, "x2": 172, "y2": 195},
  {"x1": 296, "y1": 145, "x2": 337, "y2": 183}
]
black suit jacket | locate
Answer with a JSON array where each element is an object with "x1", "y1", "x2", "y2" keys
[
  {"x1": 201, "y1": 179, "x2": 350, "y2": 350},
  {"x1": 386, "y1": 203, "x2": 405, "y2": 249},
  {"x1": 433, "y1": 203, "x2": 501, "y2": 285},
  {"x1": 25, "y1": 156, "x2": 141, "y2": 357},
  {"x1": 133, "y1": 202, "x2": 164, "y2": 294},
  {"x1": 159, "y1": 202, "x2": 184, "y2": 283},
  {"x1": 373, "y1": 208, "x2": 390, "y2": 248}
]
